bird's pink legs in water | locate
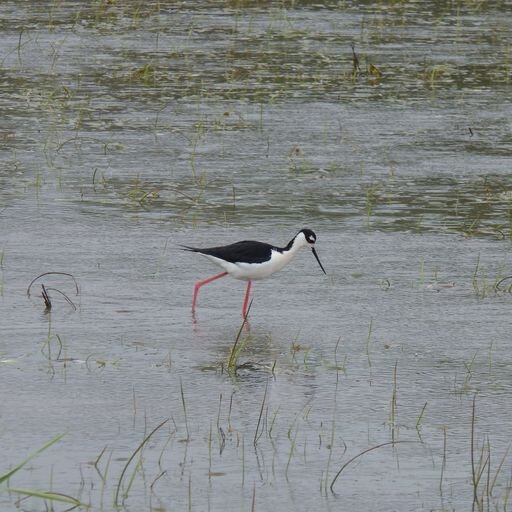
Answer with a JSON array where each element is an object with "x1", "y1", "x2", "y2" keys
[
  {"x1": 192, "y1": 273, "x2": 252, "y2": 318},
  {"x1": 242, "y1": 280, "x2": 252, "y2": 318},
  {"x1": 192, "y1": 272, "x2": 228, "y2": 313}
]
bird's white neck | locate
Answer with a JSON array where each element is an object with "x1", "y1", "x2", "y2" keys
[{"x1": 282, "y1": 231, "x2": 309, "y2": 255}]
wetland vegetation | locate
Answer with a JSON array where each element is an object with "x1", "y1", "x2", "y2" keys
[{"x1": 1, "y1": 1, "x2": 512, "y2": 511}]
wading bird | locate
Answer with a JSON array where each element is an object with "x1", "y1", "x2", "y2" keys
[{"x1": 182, "y1": 228, "x2": 326, "y2": 317}]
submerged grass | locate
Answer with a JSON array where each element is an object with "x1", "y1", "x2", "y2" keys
[
  {"x1": 472, "y1": 256, "x2": 510, "y2": 299},
  {"x1": 469, "y1": 394, "x2": 512, "y2": 511}
]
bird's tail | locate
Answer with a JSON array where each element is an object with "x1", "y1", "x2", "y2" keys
[{"x1": 179, "y1": 245, "x2": 201, "y2": 253}]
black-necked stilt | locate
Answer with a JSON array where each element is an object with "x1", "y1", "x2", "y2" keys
[{"x1": 182, "y1": 228, "x2": 326, "y2": 317}]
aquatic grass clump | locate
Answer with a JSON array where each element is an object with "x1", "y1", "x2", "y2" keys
[
  {"x1": 469, "y1": 394, "x2": 512, "y2": 511},
  {"x1": 289, "y1": 340, "x2": 311, "y2": 368},
  {"x1": 287, "y1": 145, "x2": 312, "y2": 174},
  {"x1": 126, "y1": 178, "x2": 160, "y2": 206},
  {"x1": 348, "y1": 42, "x2": 383, "y2": 83},
  {"x1": 471, "y1": 255, "x2": 511, "y2": 299},
  {"x1": 130, "y1": 63, "x2": 157, "y2": 85}
]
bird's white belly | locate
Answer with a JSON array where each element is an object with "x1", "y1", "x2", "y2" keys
[{"x1": 203, "y1": 250, "x2": 292, "y2": 281}]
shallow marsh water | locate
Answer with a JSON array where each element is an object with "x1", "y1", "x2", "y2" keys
[{"x1": 1, "y1": 1, "x2": 512, "y2": 511}]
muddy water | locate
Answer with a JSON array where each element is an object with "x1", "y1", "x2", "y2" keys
[{"x1": 1, "y1": 2, "x2": 512, "y2": 511}]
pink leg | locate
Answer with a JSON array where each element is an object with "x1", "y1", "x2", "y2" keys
[
  {"x1": 192, "y1": 272, "x2": 228, "y2": 313},
  {"x1": 242, "y1": 280, "x2": 252, "y2": 318}
]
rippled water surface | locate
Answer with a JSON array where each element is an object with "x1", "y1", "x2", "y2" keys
[{"x1": 1, "y1": 2, "x2": 512, "y2": 511}]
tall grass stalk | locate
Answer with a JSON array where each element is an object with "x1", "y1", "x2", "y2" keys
[
  {"x1": 390, "y1": 362, "x2": 398, "y2": 444},
  {"x1": 323, "y1": 337, "x2": 343, "y2": 495},
  {"x1": 471, "y1": 393, "x2": 479, "y2": 509},
  {"x1": 415, "y1": 402, "x2": 428, "y2": 431},
  {"x1": 365, "y1": 318, "x2": 373, "y2": 372},
  {"x1": 114, "y1": 418, "x2": 169, "y2": 506},
  {"x1": 241, "y1": 435, "x2": 245, "y2": 487},
  {"x1": 227, "y1": 300, "x2": 252, "y2": 373},
  {"x1": 180, "y1": 380, "x2": 190, "y2": 441},
  {"x1": 251, "y1": 482, "x2": 256, "y2": 512},
  {"x1": 285, "y1": 424, "x2": 299, "y2": 480},
  {"x1": 472, "y1": 254, "x2": 481, "y2": 293},
  {"x1": 253, "y1": 380, "x2": 268, "y2": 447},
  {"x1": 208, "y1": 422, "x2": 213, "y2": 481},
  {"x1": 440, "y1": 426, "x2": 447, "y2": 495},
  {"x1": 187, "y1": 473, "x2": 192, "y2": 512}
]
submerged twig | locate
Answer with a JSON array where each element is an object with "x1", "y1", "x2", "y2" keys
[
  {"x1": 44, "y1": 287, "x2": 77, "y2": 310},
  {"x1": 494, "y1": 275, "x2": 512, "y2": 293},
  {"x1": 27, "y1": 272, "x2": 79, "y2": 312},
  {"x1": 27, "y1": 272, "x2": 79, "y2": 297},
  {"x1": 350, "y1": 42, "x2": 361, "y2": 76},
  {"x1": 41, "y1": 284, "x2": 52, "y2": 311},
  {"x1": 150, "y1": 470, "x2": 167, "y2": 492},
  {"x1": 93, "y1": 446, "x2": 108, "y2": 483}
]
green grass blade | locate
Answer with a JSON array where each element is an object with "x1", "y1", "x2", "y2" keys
[
  {"x1": 0, "y1": 433, "x2": 65, "y2": 485},
  {"x1": 8, "y1": 488, "x2": 84, "y2": 506},
  {"x1": 227, "y1": 299, "x2": 252, "y2": 372},
  {"x1": 114, "y1": 418, "x2": 169, "y2": 506}
]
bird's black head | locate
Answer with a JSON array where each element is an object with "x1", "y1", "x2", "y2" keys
[
  {"x1": 297, "y1": 228, "x2": 326, "y2": 275},
  {"x1": 299, "y1": 228, "x2": 317, "y2": 246}
]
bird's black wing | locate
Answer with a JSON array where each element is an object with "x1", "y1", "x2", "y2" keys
[{"x1": 181, "y1": 240, "x2": 275, "y2": 264}]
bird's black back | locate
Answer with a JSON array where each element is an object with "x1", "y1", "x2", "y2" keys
[{"x1": 182, "y1": 240, "x2": 277, "y2": 264}]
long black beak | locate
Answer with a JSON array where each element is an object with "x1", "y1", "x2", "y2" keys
[{"x1": 312, "y1": 247, "x2": 326, "y2": 275}]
